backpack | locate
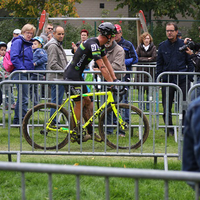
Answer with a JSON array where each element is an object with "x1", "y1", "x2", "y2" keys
[{"x1": 3, "y1": 50, "x2": 14, "y2": 72}]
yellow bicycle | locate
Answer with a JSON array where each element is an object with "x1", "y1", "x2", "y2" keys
[{"x1": 22, "y1": 86, "x2": 149, "y2": 150}]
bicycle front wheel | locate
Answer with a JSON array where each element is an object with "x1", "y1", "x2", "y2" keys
[
  {"x1": 99, "y1": 103, "x2": 149, "y2": 149},
  {"x1": 23, "y1": 103, "x2": 73, "y2": 150}
]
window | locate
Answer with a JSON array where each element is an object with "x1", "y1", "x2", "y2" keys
[{"x1": 100, "y1": 3, "x2": 104, "y2": 9}]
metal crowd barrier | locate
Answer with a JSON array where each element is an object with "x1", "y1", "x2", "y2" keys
[
  {"x1": 0, "y1": 70, "x2": 153, "y2": 126},
  {"x1": 188, "y1": 83, "x2": 200, "y2": 102},
  {"x1": 155, "y1": 72, "x2": 198, "y2": 131},
  {"x1": 132, "y1": 62, "x2": 156, "y2": 82},
  {"x1": 0, "y1": 71, "x2": 6, "y2": 125},
  {"x1": 131, "y1": 64, "x2": 156, "y2": 126},
  {"x1": 0, "y1": 161, "x2": 199, "y2": 200},
  {"x1": 0, "y1": 79, "x2": 183, "y2": 169},
  {"x1": 187, "y1": 73, "x2": 200, "y2": 102}
]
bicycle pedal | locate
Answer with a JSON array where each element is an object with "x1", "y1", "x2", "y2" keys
[{"x1": 40, "y1": 130, "x2": 48, "y2": 136}]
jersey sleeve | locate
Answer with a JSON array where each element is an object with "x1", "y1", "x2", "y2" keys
[
  {"x1": 100, "y1": 45, "x2": 106, "y2": 57},
  {"x1": 89, "y1": 42, "x2": 106, "y2": 61}
]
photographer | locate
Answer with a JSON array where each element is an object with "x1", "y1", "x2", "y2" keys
[
  {"x1": 156, "y1": 22, "x2": 194, "y2": 136},
  {"x1": 184, "y1": 37, "x2": 200, "y2": 100}
]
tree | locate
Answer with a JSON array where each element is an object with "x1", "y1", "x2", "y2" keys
[
  {"x1": 0, "y1": 0, "x2": 82, "y2": 18},
  {"x1": 113, "y1": 0, "x2": 200, "y2": 20}
]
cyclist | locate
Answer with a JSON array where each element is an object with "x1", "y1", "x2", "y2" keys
[{"x1": 63, "y1": 22, "x2": 119, "y2": 142}]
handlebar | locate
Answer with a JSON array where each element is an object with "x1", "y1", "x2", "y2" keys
[
  {"x1": 110, "y1": 86, "x2": 127, "y2": 96},
  {"x1": 110, "y1": 77, "x2": 130, "y2": 96}
]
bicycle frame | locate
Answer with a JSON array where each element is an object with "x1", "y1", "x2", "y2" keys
[{"x1": 46, "y1": 90, "x2": 126, "y2": 133}]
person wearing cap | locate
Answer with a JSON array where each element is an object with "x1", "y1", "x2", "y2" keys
[
  {"x1": 30, "y1": 36, "x2": 48, "y2": 105},
  {"x1": 114, "y1": 24, "x2": 138, "y2": 71},
  {"x1": 114, "y1": 24, "x2": 138, "y2": 136},
  {"x1": 7, "y1": 29, "x2": 21, "y2": 51},
  {"x1": 63, "y1": 22, "x2": 118, "y2": 142}
]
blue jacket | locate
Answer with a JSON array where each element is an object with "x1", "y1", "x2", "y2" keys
[
  {"x1": 10, "y1": 35, "x2": 34, "y2": 71},
  {"x1": 156, "y1": 38, "x2": 194, "y2": 83},
  {"x1": 33, "y1": 48, "x2": 48, "y2": 70},
  {"x1": 117, "y1": 37, "x2": 138, "y2": 70}
]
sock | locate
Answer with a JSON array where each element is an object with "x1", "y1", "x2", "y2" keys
[{"x1": 87, "y1": 123, "x2": 93, "y2": 135}]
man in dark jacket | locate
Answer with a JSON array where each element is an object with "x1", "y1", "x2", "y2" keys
[
  {"x1": 114, "y1": 24, "x2": 138, "y2": 136},
  {"x1": 156, "y1": 22, "x2": 194, "y2": 135}
]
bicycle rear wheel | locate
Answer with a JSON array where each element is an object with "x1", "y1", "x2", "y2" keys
[
  {"x1": 99, "y1": 103, "x2": 149, "y2": 149},
  {"x1": 23, "y1": 103, "x2": 73, "y2": 150}
]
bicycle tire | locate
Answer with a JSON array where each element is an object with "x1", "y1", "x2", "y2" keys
[
  {"x1": 23, "y1": 103, "x2": 73, "y2": 150},
  {"x1": 99, "y1": 103, "x2": 149, "y2": 149}
]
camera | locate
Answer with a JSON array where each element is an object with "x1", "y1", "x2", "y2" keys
[{"x1": 179, "y1": 40, "x2": 195, "y2": 52}]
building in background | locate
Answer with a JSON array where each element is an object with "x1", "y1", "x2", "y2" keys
[{"x1": 75, "y1": 0, "x2": 128, "y2": 18}]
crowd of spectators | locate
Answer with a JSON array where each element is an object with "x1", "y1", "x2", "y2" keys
[{"x1": 0, "y1": 21, "x2": 198, "y2": 132}]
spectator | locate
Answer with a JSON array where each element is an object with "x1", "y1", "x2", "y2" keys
[
  {"x1": 136, "y1": 32, "x2": 157, "y2": 111},
  {"x1": 114, "y1": 24, "x2": 138, "y2": 78},
  {"x1": 44, "y1": 25, "x2": 68, "y2": 121},
  {"x1": 47, "y1": 32, "x2": 53, "y2": 42},
  {"x1": 177, "y1": 31, "x2": 182, "y2": 39},
  {"x1": 7, "y1": 29, "x2": 21, "y2": 51},
  {"x1": 182, "y1": 96, "x2": 200, "y2": 192},
  {"x1": 0, "y1": 42, "x2": 16, "y2": 109},
  {"x1": 114, "y1": 24, "x2": 138, "y2": 136},
  {"x1": 0, "y1": 42, "x2": 8, "y2": 106},
  {"x1": 93, "y1": 35, "x2": 126, "y2": 135},
  {"x1": 71, "y1": 29, "x2": 92, "y2": 88},
  {"x1": 186, "y1": 44, "x2": 200, "y2": 100},
  {"x1": 93, "y1": 36, "x2": 126, "y2": 80},
  {"x1": 64, "y1": 22, "x2": 118, "y2": 142},
  {"x1": 156, "y1": 22, "x2": 194, "y2": 135},
  {"x1": 40, "y1": 23, "x2": 53, "y2": 45},
  {"x1": 30, "y1": 36, "x2": 47, "y2": 105},
  {"x1": 184, "y1": 28, "x2": 200, "y2": 100},
  {"x1": 71, "y1": 29, "x2": 89, "y2": 54},
  {"x1": 10, "y1": 23, "x2": 36, "y2": 124}
]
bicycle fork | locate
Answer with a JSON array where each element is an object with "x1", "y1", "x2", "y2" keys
[{"x1": 110, "y1": 103, "x2": 128, "y2": 131}]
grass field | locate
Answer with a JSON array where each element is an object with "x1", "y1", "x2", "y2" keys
[
  {"x1": 0, "y1": 155, "x2": 196, "y2": 200},
  {"x1": 0, "y1": 88, "x2": 195, "y2": 200}
]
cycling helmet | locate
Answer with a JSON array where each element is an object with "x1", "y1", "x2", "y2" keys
[
  {"x1": 0, "y1": 41, "x2": 7, "y2": 48},
  {"x1": 98, "y1": 22, "x2": 117, "y2": 37},
  {"x1": 33, "y1": 36, "x2": 44, "y2": 47}
]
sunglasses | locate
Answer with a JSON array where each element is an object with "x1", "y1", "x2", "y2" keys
[{"x1": 48, "y1": 28, "x2": 53, "y2": 30}]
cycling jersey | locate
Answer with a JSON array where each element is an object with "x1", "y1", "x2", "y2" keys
[{"x1": 64, "y1": 37, "x2": 106, "y2": 81}]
